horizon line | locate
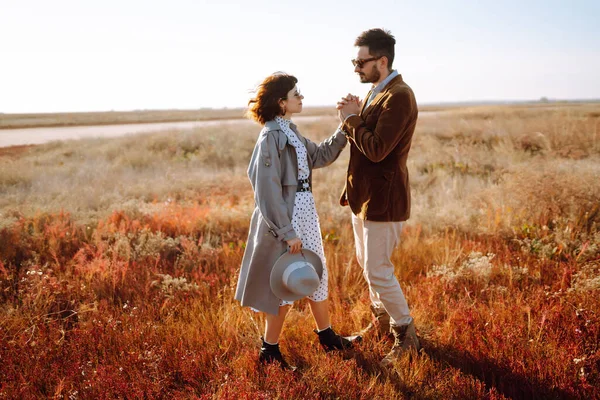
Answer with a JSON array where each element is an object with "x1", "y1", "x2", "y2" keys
[{"x1": 2, "y1": 98, "x2": 599, "y2": 116}]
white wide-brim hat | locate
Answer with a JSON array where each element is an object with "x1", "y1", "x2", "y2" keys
[{"x1": 270, "y1": 249, "x2": 324, "y2": 301}]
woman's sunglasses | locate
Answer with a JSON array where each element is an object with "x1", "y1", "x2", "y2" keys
[{"x1": 281, "y1": 90, "x2": 303, "y2": 100}]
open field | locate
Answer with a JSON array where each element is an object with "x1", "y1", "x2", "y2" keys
[{"x1": 1, "y1": 104, "x2": 599, "y2": 398}]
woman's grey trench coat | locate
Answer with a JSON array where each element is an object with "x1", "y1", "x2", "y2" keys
[{"x1": 235, "y1": 119, "x2": 347, "y2": 315}]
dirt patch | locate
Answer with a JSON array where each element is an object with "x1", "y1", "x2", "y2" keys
[{"x1": 0, "y1": 144, "x2": 36, "y2": 159}]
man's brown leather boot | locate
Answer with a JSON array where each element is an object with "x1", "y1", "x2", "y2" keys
[
  {"x1": 380, "y1": 321, "x2": 420, "y2": 367},
  {"x1": 356, "y1": 305, "x2": 393, "y2": 339}
]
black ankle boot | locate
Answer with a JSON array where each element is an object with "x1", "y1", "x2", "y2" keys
[
  {"x1": 259, "y1": 338, "x2": 297, "y2": 371},
  {"x1": 315, "y1": 327, "x2": 362, "y2": 352}
]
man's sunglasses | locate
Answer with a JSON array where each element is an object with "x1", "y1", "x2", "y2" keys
[{"x1": 351, "y1": 56, "x2": 383, "y2": 68}]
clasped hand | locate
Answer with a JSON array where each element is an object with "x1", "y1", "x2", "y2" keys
[{"x1": 337, "y1": 93, "x2": 361, "y2": 122}]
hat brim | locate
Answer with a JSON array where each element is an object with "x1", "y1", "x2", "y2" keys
[{"x1": 270, "y1": 249, "x2": 324, "y2": 301}]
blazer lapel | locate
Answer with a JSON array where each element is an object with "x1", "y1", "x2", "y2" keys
[
  {"x1": 362, "y1": 92, "x2": 385, "y2": 116},
  {"x1": 360, "y1": 75, "x2": 403, "y2": 117},
  {"x1": 359, "y1": 89, "x2": 373, "y2": 116}
]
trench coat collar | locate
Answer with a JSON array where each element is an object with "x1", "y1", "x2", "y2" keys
[
  {"x1": 264, "y1": 119, "x2": 298, "y2": 132},
  {"x1": 264, "y1": 119, "x2": 281, "y2": 132},
  {"x1": 264, "y1": 119, "x2": 300, "y2": 152}
]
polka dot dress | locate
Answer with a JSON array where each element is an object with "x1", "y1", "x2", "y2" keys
[{"x1": 276, "y1": 116, "x2": 328, "y2": 306}]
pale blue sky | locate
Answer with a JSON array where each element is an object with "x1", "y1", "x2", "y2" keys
[{"x1": 1, "y1": 0, "x2": 598, "y2": 113}]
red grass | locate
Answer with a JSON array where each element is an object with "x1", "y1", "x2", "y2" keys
[{"x1": 1, "y1": 203, "x2": 598, "y2": 399}]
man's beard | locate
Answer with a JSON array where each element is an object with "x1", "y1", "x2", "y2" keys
[{"x1": 359, "y1": 65, "x2": 381, "y2": 83}]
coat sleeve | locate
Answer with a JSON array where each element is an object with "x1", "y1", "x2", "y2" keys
[
  {"x1": 303, "y1": 128, "x2": 347, "y2": 170},
  {"x1": 248, "y1": 132, "x2": 297, "y2": 242},
  {"x1": 343, "y1": 89, "x2": 415, "y2": 163}
]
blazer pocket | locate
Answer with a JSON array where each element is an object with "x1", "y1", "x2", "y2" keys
[{"x1": 368, "y1": 171, "x2": 394, "y2": 215}]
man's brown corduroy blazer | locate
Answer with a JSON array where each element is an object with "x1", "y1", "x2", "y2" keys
[{"x1": 340, "y1": 74, "x2": 418, "y2": 221}]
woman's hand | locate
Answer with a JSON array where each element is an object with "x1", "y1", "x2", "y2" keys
[{"x1": 286, "y1": 237, "x2": 302, "y2": 254}]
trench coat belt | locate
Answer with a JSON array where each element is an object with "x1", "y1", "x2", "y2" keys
[
  {"x1": 297, "y1": 178, "x2": 312, "y2": 193},
  {"x1": 268, "y1": 224, "x2": 293, "y2": 239}
]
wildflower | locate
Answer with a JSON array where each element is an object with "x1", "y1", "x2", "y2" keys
[
  {"x1": 151, "y1": 273, "x2": 200, "y2": 298},
  {"x1": 427, "y1": 252, "x2": 496, "y2": 282}
]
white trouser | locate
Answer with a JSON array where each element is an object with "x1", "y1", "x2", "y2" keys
[{"x1": 352, "y1": 214, "x2": 413, "y2": 327}]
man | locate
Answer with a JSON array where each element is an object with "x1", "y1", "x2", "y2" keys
[{"x1": 337, "y1": 28, "x2": 420, "y2": 366}]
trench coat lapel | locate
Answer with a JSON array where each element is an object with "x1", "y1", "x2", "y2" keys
[{"x1": 264, "y1": 120, "x2": 289, "y2": 152}]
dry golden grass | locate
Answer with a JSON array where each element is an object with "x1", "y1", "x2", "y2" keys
[{"x1": 1, "y1": 103, "x2": 599, "y2": 398}]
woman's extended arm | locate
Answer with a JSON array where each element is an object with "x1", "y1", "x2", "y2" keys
[{"x1": 302, "y1": 128, "x2": 347, "y2": 169}]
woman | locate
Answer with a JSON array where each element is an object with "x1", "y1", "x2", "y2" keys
[{"x1": 235, "y1": 72, "x2": 361, "y2": 370}]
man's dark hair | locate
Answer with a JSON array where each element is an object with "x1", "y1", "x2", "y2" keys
[{"x1": 355, "y1": 28, "x2": 396, "y2": 70}]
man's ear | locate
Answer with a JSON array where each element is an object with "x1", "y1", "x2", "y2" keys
[{"x1": 380, "y1": 56, "x2": 389, "y2": 70}]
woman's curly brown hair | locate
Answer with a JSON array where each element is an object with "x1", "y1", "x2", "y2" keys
[{"x1": 246, "y1": 72, "x2": 298, "y2": 125}]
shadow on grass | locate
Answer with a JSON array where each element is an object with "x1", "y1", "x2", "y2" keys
[
  {"x1": 419, "y1": 338, "x2": 577, "y2": 400},
  {"x1": 350, "y1": 345, "x2": 419, "y2": 399},
  {"x1": 345, "y1": 337, "x2": 582, "y2": 400}
]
